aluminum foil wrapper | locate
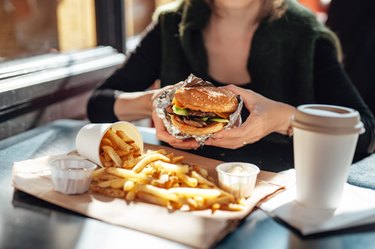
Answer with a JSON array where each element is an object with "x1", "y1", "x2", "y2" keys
[{"x1": 155, "y1": 74, "x2": 243, "y2": 146}]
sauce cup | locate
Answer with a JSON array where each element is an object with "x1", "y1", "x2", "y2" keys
[
  {"x1": 216, "y1": 162, "x2": 260, "y2": 198},
  {"x1": 49, "y1": 158, "x2": 97, "y2": 195}
]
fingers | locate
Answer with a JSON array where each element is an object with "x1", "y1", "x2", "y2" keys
[
  {"x1": 205, "y1": 138, "x2": 244, "y2": 149},
  {"x1": 157, "y1": 131, "x2": 200, "y2": 150},
  {"x1": 205, "y1": 119, "x2": 263, "y2": 149},
  {"x1": 205, "y1": 128, "x2": 247, "y2": 149},
  {"x1": 168, "y1": 139, "x2": 200, "y2": 150},
  {"x1": 221, "y1": 84, "x2": 253, "y2": 96},
  {"x1": 152, "y1": 111, "x2": 200, "y2": 150},
  {"x1": 220, "y1": 85, "x2": 259, "y2": 111}
]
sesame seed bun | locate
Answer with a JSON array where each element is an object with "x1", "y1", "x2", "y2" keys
[{"x1": 174, "y1": 86, "x2": 238, "y2": 114}]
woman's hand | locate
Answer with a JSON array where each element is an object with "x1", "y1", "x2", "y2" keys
[
  {"x1": 150, "y1": 83, "x2": 200, "y2": 150},
  {"x1": 205, "y1": 84, "x2": 296, "y2": 149},
  {"x1": 152, "y1": 111, "x2": 200, "y2": 150}
]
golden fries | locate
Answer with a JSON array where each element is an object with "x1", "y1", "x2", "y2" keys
[
  {"x1": 153, "y1": 161, "x2": 189, "y2": 174},
  {"x1": 106, "y1": 167, "x2": 149, "y2": 183},
  {"x1": 99, "y1": 128, "x2": 142, "y2": 168},
  {"x1": 102, "y1": 145, "x2": 122, "y2": 167},
  {"x1": 168, "y1": 187, "x2": 221, "y2": 199},
  {"x1": 132, "y1": 153, "x2": 170, "y2": 173},
  {"x1": 91, "y1": 146, "x2": 246, "y2": 212}
]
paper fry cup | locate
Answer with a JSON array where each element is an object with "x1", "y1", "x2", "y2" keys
[{"x1": 75, "y1": 121, "x2": 143, "y2": 166}]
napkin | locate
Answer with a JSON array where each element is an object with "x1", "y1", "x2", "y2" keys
[
  {"x1": 348, "y1": 153, "x2": 375, "y2": 189},
  {"x1": 259, "y1": 170, "x2": 375, "y2": 235}
]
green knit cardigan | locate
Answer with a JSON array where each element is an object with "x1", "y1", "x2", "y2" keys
[{"x1": 155, "y1": 0, "x2": 341, "y2": 107}]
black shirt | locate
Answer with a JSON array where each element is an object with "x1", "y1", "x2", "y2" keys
[{"x1": 87, "y1": 22, "x2": 375, "y2": 171}]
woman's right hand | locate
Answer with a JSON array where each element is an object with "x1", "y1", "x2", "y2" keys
[{"x1": 152, "y1": 110, "x2": 200, "y2": 150}]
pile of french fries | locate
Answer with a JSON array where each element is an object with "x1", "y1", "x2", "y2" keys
[
  {"x1": 91, "y1": 128, "x2": 245, "y2": 212},
  {"x1": 99, "y1": 128, "x2": 141, "y2": 167}
]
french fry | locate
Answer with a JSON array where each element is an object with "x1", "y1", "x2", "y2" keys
[
  {"x1": 141, "y1": 166, "x2": 154, "y2": 175},
  {"x1": 106, "y1": 128, "x2": 132, "y2": 152},
  {"x1": 136, "y1": 191, "x2": 170, "y2": 207},
  {"x1": 165, "y1": 153, "x2": 174, "y2": 161},
  {"x1": 130, "y1": 142, "x2": 140, "y2": 152},
  {"x1": 185, "y1": 197, "x2": 198, "y2": 209},
  {"x1": 222, "y1": 203, "x2": 245, "y2": 211},
  {"x1": 92, "y1": 168, "x2": 105, "y2": 178},
  {"x1": 191, "y1": 171, "x2": 217, "y2": 188},
  {"x1": 132, "y1": 153, "x2": 170, "y2": 173},
  {"x1": 199, "y1": 168, "x2": 208, "y2": 178},
  {"x1": 103, "y1": 152, "x2": 111, "y2": 162},
  {"x1": 211, "y1": 203, "x2": 221, "y2": 213},
  {"x1": 96, "y1": 173, "x2": 120, "y2": 181},
  {"x1": 195, "y1": 196, "x2": 205, "y2": 206},
  {"x1": 168, "y1": 187, "x2": 221, "y2": 199},
  {"x1": 102, "y1": 145, "x2": 122, "y2": 167},
  {"x1": 122, "y1": 150, "x2": 161, "y2": 169},
  {"x1": 116, "y1": 150, "x2": 130, "y2": 157},
  {"x1": 106, "y1": 167, "x2": 149, "y2": 183},
  {"x1": 205, "y1": 195, "x2": 235, "y2": 207},
  {"x1": 153, "y1": 161, "x2": 189, "y2": 174},
  {"x1": 136, "y1": 184, "x2": 180, "y2": 202},
  {"x1": 125, "y1": 190, "x2": 136, "y2": 201},
  {"x1": 97, "y1": 179, "x2": 118, "y2": 188},
  {"x1": 101, "y1": 138, "x2": 113, "y2": 146},
  {"x1": 116, "y1": 130, "x2": 134, "y2": 143},
  {"x1": 103, "y1": 161, "x2": 114, "y2": 168},
  {"x1": 122, "y1": 157, "x2": 142, "y2": 169},
  {"x1": 171, "y1": 155, "x2": 185, "y2": 164},
  {"x1": 177, "y1": 172, "x2": 198, "y2": 187},
  {"x1": 123, "y1": 180, "x2": 135, "y2": 191},
  {"x1": 110, "y1": 179, "x2": 127, "y2": 189}
]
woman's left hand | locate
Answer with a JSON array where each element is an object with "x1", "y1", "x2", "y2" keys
[{"x1": 205, "y1": 84, "x2": 296, "y2": 149}]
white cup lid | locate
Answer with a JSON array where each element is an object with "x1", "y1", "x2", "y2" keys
[{"x1": 292, "y1": 104, "x2": 365, "y2": 135}]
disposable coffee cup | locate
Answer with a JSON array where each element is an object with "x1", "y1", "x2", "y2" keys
[
  {"x1": 292, "y1": 104, "x2": 364, "y2": 209},
  {"x1": 75, "y1": 121, "x2": 143, "y2": 166}
]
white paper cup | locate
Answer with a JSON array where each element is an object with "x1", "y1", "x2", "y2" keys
[
  {"x1": 292, "y1": 104, "x2": 364, "y2": 209},
  {"x1": 49, "y1": 158, "x2": 97, "y2": 195},
  {"x1": 75, "y1": 121, "x2": 143, "y2": 166}
]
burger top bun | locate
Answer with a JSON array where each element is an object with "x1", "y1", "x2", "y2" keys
[{"x1": 174, "y1": 86, "x2": 238, "y2": 114}]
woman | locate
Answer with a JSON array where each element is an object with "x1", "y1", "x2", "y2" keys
[{"x1": 88, "y1": 0, "x2": 375, "y2": 171}]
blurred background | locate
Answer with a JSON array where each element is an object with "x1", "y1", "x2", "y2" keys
[
  {"x1": 0, "y1": 0, "x2": 331, "y2": 61},
  {"x1": 1, "y1": 0, "x2": 373, "y2": 139}
]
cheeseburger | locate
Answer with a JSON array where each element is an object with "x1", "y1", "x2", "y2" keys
[{"x1": 166, "y1": 84, "x2": 239, "y2": 135}]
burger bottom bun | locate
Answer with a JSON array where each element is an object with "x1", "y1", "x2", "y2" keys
[{"x1": 170, "y1": 115, "x2": 225, "y2": 136}]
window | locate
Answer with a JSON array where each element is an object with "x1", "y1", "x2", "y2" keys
[
  {"x1": 0, "y1": 0, "x2": 96, "y2": 62},
  {"x1": 0, "y1": 0, "x2": 176, "y2": 138}
]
